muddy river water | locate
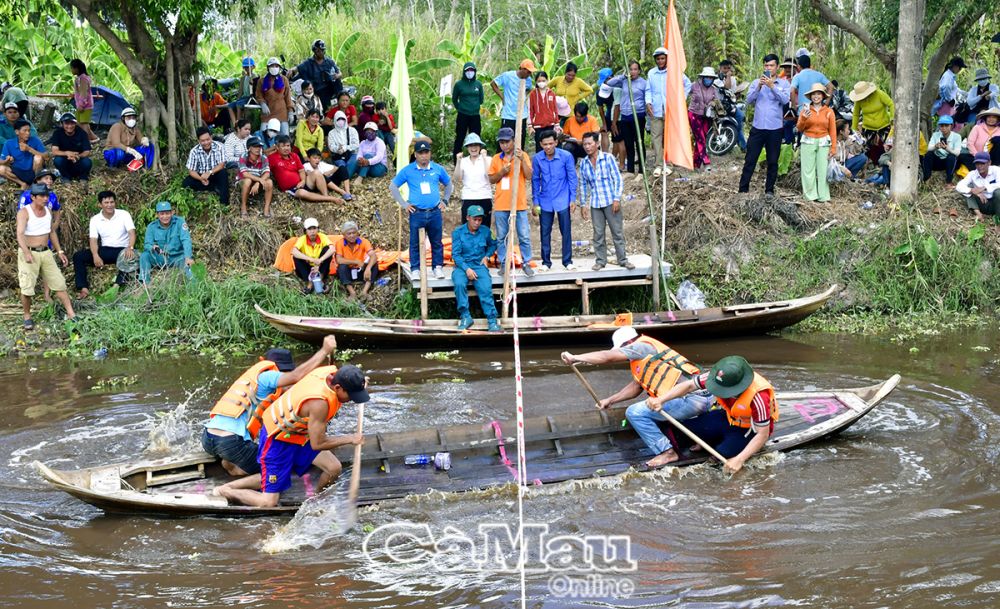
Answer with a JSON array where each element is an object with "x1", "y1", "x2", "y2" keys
[{"x1": 1, "y1": 328, "x2": 998, "y2": 608}]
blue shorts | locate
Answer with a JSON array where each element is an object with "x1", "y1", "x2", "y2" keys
[
  {"x1": 201, "y1": 428, "x2": 260, "y2": 474},
  {"x1": 258, "y1": 435, "x2": 320, "y2": 494}
]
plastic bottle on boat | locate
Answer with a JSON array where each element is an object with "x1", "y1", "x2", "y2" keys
[
  {"x1": 309, "y1": 270, "x2": 323, "y2": 294},
  {"x1": 404, "y1": 454, "x2": 433, "y2": 465}
]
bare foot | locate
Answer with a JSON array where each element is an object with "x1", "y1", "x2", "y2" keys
[
  {"x1": 78, "y1": 288, "x2": 90, "y2": 299},
  {"x1": 645, "y1": 449, "x2": 679, "y2": 468}
]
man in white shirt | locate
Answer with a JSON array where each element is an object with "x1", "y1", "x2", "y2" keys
[
  {"x1": 73, "y1": 190, "x2": 136, "y2": 298},
  {"x1": 955, "y1": 152, "x2": 1000, "y2": 221}
]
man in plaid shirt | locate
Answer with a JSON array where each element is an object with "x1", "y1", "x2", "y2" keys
[
  {"x1": 183, "y1": 126, "x2": 230, "y2": 206},
  {"x1": 577, "y1": 131, "x2": 633, "y2": 271}
]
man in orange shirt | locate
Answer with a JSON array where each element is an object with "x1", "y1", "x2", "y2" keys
[
  {"x1": 561, "y1": 102, "x2": 600, "y2": 158},
  {"x1": 335, "y1": 220, "x2": 379, "y2": 297},
  {"x1": 489, "y1": 127, "x2": 535, "y2": 276}
]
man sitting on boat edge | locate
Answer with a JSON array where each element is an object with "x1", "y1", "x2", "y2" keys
[
  {"x1": 215, "y1": 360, "x2": 369, "y2": 507},
  {"x1": 561, "y1": 326, "x2": 712, "y2": 468},
  {"x1": 201, "y1": 335, "x2": 338, "y2": 477},
  {"x1": 647, "y1": 356, "x2": 777, "y2": 475}
]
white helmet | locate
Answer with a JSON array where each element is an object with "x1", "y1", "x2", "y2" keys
[{"x1": 611, "y1": 326, "x2": 639, "y2": 349}]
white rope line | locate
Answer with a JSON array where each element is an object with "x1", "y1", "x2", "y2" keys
[{"x1": 506, "y1": 263, "x2": 527, "y2": 609}]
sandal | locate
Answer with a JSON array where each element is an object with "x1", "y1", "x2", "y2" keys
[
  {"x1": 948, "y1": 208, "x2": 959, "y2": 218},
  {"x1": 23, "y1": 319, "x2": 34, "y2": 330}
]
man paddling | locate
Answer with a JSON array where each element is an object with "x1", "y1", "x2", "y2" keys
[
  {"x1": 201, "y1": 336, "x2": 337, "y2": 476},
  {"x1": 561, "y1": 326, "x2": 712, "y2": 467},
  {"x1": 216, "y1": 359, "x2": 369, "y2": 507},
  {"x1": 647, "y1": 356, "x2": 777, "y2": 474}
]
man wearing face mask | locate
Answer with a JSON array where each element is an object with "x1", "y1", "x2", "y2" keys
[
  {"x1": 291, "y1": 39, "x2": 342, "y2": 110},
  {"x1": 452, "y1": 62, "x2": 485, "y2": 156},
  {"x1": 104, "y1": 107, "x2": 154, "y2": 170}
]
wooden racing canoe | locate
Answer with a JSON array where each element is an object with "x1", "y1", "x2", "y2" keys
[
  {"x1": 36, "y1": 374, "x2": 899, "y2": 517},
  {"x1": 256, "y1": 285, "x2": 838, "y2": 349}
]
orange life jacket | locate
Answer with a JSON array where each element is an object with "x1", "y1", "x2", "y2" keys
[
  {"x1": 209, "y1": 360, "x2": 282, "y2": 422},
  {"x1": 259, "y1": 365, "x2": 342, "y2": 446},
  {"x1": 629, "y1": 336, "x2": 701, "y2": 397},
  {"x1": 718, "y1": 372, "x2": 779, "y2": 429}
]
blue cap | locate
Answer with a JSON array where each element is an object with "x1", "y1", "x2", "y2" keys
[
  {"x1": 973, "y1": 151, "x2": 991, "y2": 164},
  {"x1": 466, "y1": 205, "x2": 485, "y2": 218},
  {"x1": 414, "y1": 140, "x2": 431, "y2": 152},
  {"x1": 497, "y1": 127, "x2": 515, "y2": 141},
  {"x1": 242, "y1": 57, "x2": 255, "y2": 68},
  {"x1": 597, "y1": 67, "x2": 613, "y2": 86},
  {"x1": 937, "y1": 115, "x2": 954, "y2": 125},
  {"x1": 155, "y1": 201, "x2": 172, "y2": 212}
]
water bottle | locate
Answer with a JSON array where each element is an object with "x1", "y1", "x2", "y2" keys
[
  {"x1": 93, "y1": 347, "x2": 108, "y2": 359},
  {"x1": 571, "y1": 240, "x2": 590, "y2": 247},
  {"x1": 309, "y1": 270, "x2": 323, "y2": 294},
  {"x1": 404, "y1": 454, "x2": 433, "y2": 466},
  {"x1": 623, "y1": 194, "x2": 635, "y2": 202},
  {"x1": 375, "y1": 277, "x2": 390, "y2": 287}
]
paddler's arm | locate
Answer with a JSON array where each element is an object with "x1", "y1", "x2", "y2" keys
[
  {"x1": 304, "y1": 399, "x2": 364, "y2": 451},
  {"x1": 724, "y1": 425, "x2": 769, "y2": 475},
  {"x1": 275, "y1": 335, "x2": 337, "y2": 388},
  {"x1": 647, "y1": 378, "x2": 697, "y2": 411},
  {"x1": 598, "y1": 379, "x2": 644, "y2": 409},
  {"x1": 561, "y1": 349, "x2": 628, "y2": 365}
]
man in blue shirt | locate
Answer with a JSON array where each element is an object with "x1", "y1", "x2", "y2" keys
[
  {"x1": 451, "y1": 205, "x2": 500, "y2": 332},
  {"x1": 0, "y1": 102, "x2": 39, "y2": 145},
  {"x1": 738, "y1": 54, "x2": 790, "y2": 197},
  {"x1": 390, "y1": 140, "x2": 454, "y2": 279},
  {"x1": 789, "y1": 52, "x2": 832, "y2": 109},
  {"x1": 491, "y1": 59, "x2": 535, "y2": 150},
  {"x1": 532, "y1": 130, "x2": 578, "y2": 271},
  {"x1": 139, "y1": 200, "x2": 194, "y2": 283},
  {"x1": 0, "y1": 119, "x2": 47, "y2": 188},
  {"x1": 290, "y1": 39, "x2": 342, "y2": 109},
  {"x1": 202, "y1": 336, "x2": 337, "y2": 477}
]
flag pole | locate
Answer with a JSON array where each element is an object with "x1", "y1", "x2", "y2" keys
[{"x1": 501, "y1": 78, "x2": 527, "y2": 321}]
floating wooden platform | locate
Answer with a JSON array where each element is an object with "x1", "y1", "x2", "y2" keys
[{"x1": 35, "y1": 375, "x2": 900, "y2": 517}]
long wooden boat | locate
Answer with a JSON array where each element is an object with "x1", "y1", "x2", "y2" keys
[
  {"x1": 36, "y1": 374, "x2": 898, "y2": 517},
  {"x1": 256, "y1": 285, "x2": 838, "y2": 349}
]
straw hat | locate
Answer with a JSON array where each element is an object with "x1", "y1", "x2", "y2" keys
[
  {"x1": 848, "y1": 81, "x2": 877, "y2": 102},
  {"x1": 977, "y1": 107, "x2": 1000, "y2": 121},
  {"x1": 804, "y1": 82, "x2": 828, "y2": 98}
]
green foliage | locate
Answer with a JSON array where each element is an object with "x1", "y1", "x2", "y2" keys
[
  {"x1": 437, "y1": 15, "x2": 505, "y2": 72},
  {"x1": 1, "y1": 0, "x2": 139, "y2": 99}
]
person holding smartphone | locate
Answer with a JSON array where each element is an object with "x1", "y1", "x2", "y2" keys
[{"x1": 738, "y1": 54, "x2": 790, "y2": 198}]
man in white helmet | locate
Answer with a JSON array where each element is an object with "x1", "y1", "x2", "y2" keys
[{"x1": 561, "y1": 326, "x2": 713, "y2": 467}]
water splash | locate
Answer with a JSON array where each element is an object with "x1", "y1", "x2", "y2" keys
[
  {"x1": 260, "y1": 485, "x2": 361, "y2": 554},
  {"x1": 144, "y1": 385, "x2": 211, "y2": 456}
]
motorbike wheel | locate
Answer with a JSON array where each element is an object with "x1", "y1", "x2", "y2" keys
[{"x1": 707, "y1": 122, "x2": 738, "y2": 156}]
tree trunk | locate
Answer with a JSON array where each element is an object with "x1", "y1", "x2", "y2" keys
[
  {"x1": 890, "y1": 0, "x2": 924, "y2": 203},
  {"x1": 164, "y1": 37, "x2": 178, "y2": 167}
]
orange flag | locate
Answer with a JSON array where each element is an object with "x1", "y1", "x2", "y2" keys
[{"x1": 663, "y1": 0, "x2": 693, "y2": 169}]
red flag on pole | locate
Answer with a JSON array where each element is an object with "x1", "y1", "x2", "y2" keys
[{"x1": 663, "y1": 0, "x2": 693, "y2": 170}]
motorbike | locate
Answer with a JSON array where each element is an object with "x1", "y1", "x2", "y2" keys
[{"x1": 706, "y1": 85, "x2": 744, "y2": 156}]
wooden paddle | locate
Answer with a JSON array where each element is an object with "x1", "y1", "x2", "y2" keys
[
  {"x1": 341, "y1": 403, "x2": 365, "y2": 531},
  {"x1": 568, "y1": 363, "x2": 734, "y2": 470},
  {"x1": 570, "y1": 363, "x2": 603, "y2": 409}
]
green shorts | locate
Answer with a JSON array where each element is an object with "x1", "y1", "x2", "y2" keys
[{"x1": 76, "y1": 108, "x2": 93, "y2": 124}]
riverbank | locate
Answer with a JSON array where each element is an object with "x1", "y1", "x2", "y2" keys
[{"x1": 1, "y1": 155, "x2": 997, "y2": 357}]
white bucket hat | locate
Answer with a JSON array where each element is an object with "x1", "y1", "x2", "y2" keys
[
  {"x1": 611, "y1": 326, "x2": 639, "y2": 349},
  {"x1": 698, "y1": 67, "x2": 718, "y2": 79}
]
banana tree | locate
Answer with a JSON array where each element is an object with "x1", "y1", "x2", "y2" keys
[
  {"x1": 522, "y1": 34, "x2": 594, "y2": 80},
  {"x1": 436, "y1": 14, "x2": 504, "y2": 76}
]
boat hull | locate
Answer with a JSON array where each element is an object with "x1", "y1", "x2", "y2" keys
[
  {"x1": 256, "y1": 286, "x2": 838, "y2": 349},
  {"x1": 36, "y1": 374, "x2": 899, "y2": 517}
]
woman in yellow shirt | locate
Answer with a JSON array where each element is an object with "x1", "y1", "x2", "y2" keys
[
  {"x1": 550, "y1": 62, "x2": 594, "y2": 115},
  {"x1": 295, "y1": 110, "x2": 326, "y2": 161}
]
